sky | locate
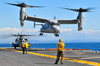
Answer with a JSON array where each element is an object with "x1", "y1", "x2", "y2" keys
[{"x1": 0, "y1": 0, "x2": 100, "y2": 43}]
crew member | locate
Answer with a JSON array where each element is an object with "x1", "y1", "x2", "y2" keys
[
  {"x1": 55, "y1": 39, "x2": 65, "y2": 64},
  {"x1": 22, "y1": 41, "x2": 30, "y2": 54}
]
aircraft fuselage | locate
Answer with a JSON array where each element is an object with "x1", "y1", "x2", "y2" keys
[
  {"x1": 40, "y1": 20, "x2": 60, "y2": 36},
  {"x1": 41, "y1": 23, "x2": 60, "y2": 33}
]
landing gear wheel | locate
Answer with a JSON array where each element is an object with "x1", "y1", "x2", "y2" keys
[
  {"x1": 12, "y1": 42, "x2": 14, "y2": 47},
  {"x1": 55, "y1": 33, "x2": 59, "y2": 37},
  {"x1": 39, "y1": 33, "x2": 43, "y2": 36},
  {"x1": 14, "y1": 46, "x2": 16, "y2": 49}
]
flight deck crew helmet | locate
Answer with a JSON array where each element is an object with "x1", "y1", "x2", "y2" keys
[
  {"x1": 25, "y1": 39, "x2": 28, "y2": 41},
  {"x1": 59, "y1": 39, "x2": 63, "y2": 42}
]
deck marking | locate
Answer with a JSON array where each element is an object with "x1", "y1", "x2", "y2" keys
[
  {"x1": 77, "y1": 53, "x2": 84, "y2": 55},
  {"x1": 81, "y1": 56, "x2": 100, "y2": 59},
  {"x1": 1, "y1": 48, "x2": 100, "y2": 66}
]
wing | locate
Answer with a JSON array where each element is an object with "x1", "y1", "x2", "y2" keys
[
  {"x1": 58, "y1": 19, "x2": 78, "y2": 24},
  {"x1": 25, "y1": 16, "x2": 48, "y2": 23}
]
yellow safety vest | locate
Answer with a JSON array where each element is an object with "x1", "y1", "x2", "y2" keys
[
  {"x1": 57, "y1": 42, "x2": 65, "y2": 51},
  {"x1": 25, "y1": 44, "x2": 29, "y2": 48},
  {"x1": 22, "y1": 42, "x2": 30, "y2": 48}
]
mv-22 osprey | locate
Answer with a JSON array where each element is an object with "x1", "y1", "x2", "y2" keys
[{"x1": 7, "y1": 3, "x2": 92, "y2": 37}]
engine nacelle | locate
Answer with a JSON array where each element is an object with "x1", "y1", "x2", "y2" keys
[
  {"x1": 78, "y1": 19, "x2": 83, "y2": 31},
  {"x1": 77, "y1": 12, "x2": 84, "y2": 31},
  {"x1": 20, "y1": 20, "x2": 24, "y2": 27},
  {"x1": 20, "y1": 7, "x2": 26, "y2": 27}
]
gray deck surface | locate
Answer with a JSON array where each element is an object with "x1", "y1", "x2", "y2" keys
[{"x1": 0, "y1": 48, "x2": 100, "y2": 66}]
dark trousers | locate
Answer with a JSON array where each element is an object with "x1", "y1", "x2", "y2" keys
[
  {"x1": 26, "y1": 48, "x2": 28, "y2": 54},
  {"x1": 23, "y1": 48, "x2": 28, "y2": 54},
  {"x1": 55, "y1": 51, "x2": 64, "y2": 64},
  {"x1": 23, "y1": 48, "x2": 25, "y2": 54}
]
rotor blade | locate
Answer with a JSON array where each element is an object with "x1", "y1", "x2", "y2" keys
[
  {"x1": 11, "y1": 34, "x2": 20, "y2": 36},
  {"x1": 78, "y1": 8, "x2": 94, "y2": 12},
  {"x1": 6, "y1": 3, "x2": 21, "y2": 6},
  {"x1": 7, "y1": 3, "x2": 44, "y2": 8},
  {"x1": 59, "y1": 7, "x2": 79, "y2": 12},
  {"x1": 11, "y1": 34, "x2": 36, "y2": 36},
  {"x1": 86, "y1": 8, "x2": 95, "y2": 10},
  {"x1": 0, "y1": 35, "x2": 12, "y2": 39},
  {"x1": 83, "y1": 8, "x2": 95, "y2": 12},
  {"x1": 60, "y1": 7, "x2": 94, "y2": 12},
  {"x1": 11, "y1": 34, "x2": 18, "y2": 36},
  {"x1": 22, "y1": 35, "x2": 36, "y2": 36},
  {"x1": 26, "y1": 5, "x2": 44, "y2": 8}
]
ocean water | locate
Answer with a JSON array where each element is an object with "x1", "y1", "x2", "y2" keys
[{"x1": 0, "y1": 43, "x2": 100, "y2": 51}]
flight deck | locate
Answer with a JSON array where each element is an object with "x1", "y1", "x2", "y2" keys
[{"x1": 0, "y1": 48, "x2": 100, "y2": 66}]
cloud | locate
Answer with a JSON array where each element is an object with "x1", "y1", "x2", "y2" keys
[
  {"x1": 60, "y1": 28, "x2": 72, "y2": 32},
  {"x1": 82, "y1": 29, "x2": 97, "y2": 34},
  {"x1": 0, "y1": 28, "x2": 21, "y2": 34},
  {"x1": 0, "y1": 27, "x2": 100, "y2": 43},
  {"x1": 0, "y1": 27, "x2": 39, "y2": 35},
  {"x1": 0, "y1": 27, "x2": 40, "y2": 43},
  {"x1": 60, "y1": 29, "x2": 100, "y2": 42}
]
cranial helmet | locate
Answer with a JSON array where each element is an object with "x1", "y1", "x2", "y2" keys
[{"x1": 59, "y1": 39, "x2": 63, "y2": 42}]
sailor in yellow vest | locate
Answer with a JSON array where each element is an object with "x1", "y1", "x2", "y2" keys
[
  {"x1": 22, "y1": 41, "x2": 30, "y2": 54},
  {"x1": 55, "y1": 39, "x2": 65, "y2": 64}
]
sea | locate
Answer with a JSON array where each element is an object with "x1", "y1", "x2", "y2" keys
[{"x1": 0, "y1": 42, "x2": 100, "y2": 51}]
